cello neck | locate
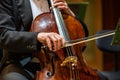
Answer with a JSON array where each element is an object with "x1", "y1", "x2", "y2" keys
[{"x1": 50, "y1": 0, "x2": 70, "y2": 41}]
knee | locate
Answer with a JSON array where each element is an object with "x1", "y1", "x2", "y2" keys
[{"x1": 1, "y1": 72, "x2": 28, "y2": 80}]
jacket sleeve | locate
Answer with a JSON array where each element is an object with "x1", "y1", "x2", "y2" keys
[{"x1": 0, "y1": 0, "x2": 41, "y2": 53}]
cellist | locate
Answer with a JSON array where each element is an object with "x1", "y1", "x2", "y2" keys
[{"x1": 0, "y1": 0, "x2": 88, "y2": 80}]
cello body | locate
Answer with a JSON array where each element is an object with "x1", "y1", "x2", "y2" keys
[{"x1": 30, "y1": 12, "x2": 101, "y2": 80}]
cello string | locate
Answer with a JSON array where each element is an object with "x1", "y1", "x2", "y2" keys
[
  {"x1": 65, "y1": 47, "x2": 80, "y2": 80},
  {"x1": 65, "y1": 47, "x2": 75, "y2": 78},
  {"x1": 75, "y1": 70, "x2": 79, "y2": 80},
  {"x1": 50, "y1": 0, "x2": 81, "y2": 79},
  {"x1": 55, "y1": 11, "x2": 80, "y2": 79},
  {"x1": 54, "y1": 8, "x2": 73, "y2": 56},
  {"x1": 50, "y1": 1, "x2": 75, "y2": 78},
  {"x1": 65, "y1": 46, "x2": 80, "y2": 80}
]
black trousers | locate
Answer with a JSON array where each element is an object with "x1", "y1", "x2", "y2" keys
[{"x1": 0, "y1": 58, "x2": 40, "y2": 80}]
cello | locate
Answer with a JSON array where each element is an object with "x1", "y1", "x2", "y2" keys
[{"x1": 30, "y1": 0, "x2": 101, "y2": 80}]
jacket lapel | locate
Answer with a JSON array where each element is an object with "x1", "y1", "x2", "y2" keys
[{"x1": 15, "y1": 0, "x2": 33, "y2": 31}]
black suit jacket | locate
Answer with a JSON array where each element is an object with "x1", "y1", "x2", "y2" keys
[{"x1": 0, "y1": 0, "x2": 41, "y2": 56}]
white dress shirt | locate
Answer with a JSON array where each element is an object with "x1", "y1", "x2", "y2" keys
[{"x1": 29, "y1": 0, "x2": 49, "y2": 19}]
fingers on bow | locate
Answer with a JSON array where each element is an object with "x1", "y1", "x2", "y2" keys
[{"x1": 46, "y1": 33, "x2": 66, "y2": 51}]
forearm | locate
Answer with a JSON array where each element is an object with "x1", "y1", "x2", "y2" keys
[{"x1": 0, "y1": 29, "x2": 41, "y2": 53}]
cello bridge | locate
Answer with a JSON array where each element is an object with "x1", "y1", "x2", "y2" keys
[{"x1": 60, "y1": 56, "x2": 77, "y2": 68}]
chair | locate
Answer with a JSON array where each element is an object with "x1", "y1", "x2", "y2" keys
[{"x1": 96, "y1": 30, "x2": 120, "y2": 80}]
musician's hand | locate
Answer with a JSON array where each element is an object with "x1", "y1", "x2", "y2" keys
[
  {"x1": 53, "y1": 0, "x2": 75, "y2": 17},
  {"x1": 37, "y1": 32, "x2": 66, "y2": 51}
]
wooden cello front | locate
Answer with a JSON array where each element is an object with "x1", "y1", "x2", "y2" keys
[{"x1": 30, "y1": 0, "x2": 101, "y2": 80}]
